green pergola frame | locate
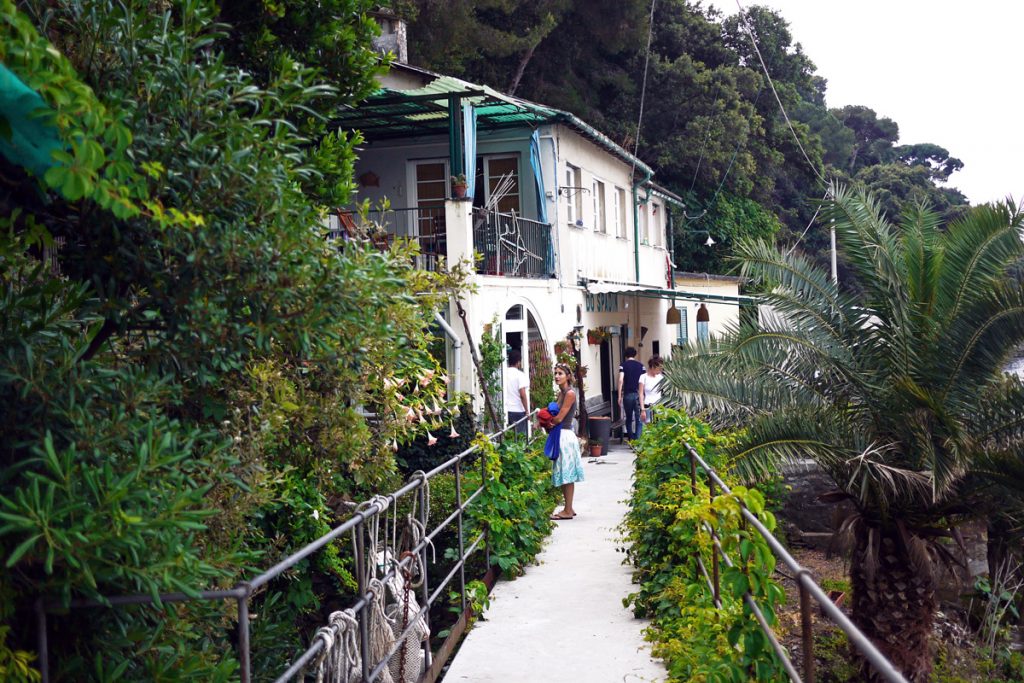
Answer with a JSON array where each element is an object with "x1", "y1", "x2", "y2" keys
[{"x1": 330, "y1": 72, "x2": 653, "y2": 179}]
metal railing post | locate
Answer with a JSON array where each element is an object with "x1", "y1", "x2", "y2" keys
[
  {"x1": 355, "y1": 521, "x2": 370, "y2": 682},
  {"x1": 238, "y1": 592, "x2": 252, "y2": 683},
  {"x1": 799, "y1": 571, "x2": 815, "y2": 683},
  {"x1": 455, "y1": 460, "x2": 467, "y2": 614},
  {"x1": 482, "y1": 437, "x2": 491, "y2": 568},
  {"x1": 709, "y1": 475, "x2": 720, "y2": 606},
  {"x1": 688, "y1": 448, "x2": 698, "y2": 496},
  {"x1": 417, "y1": 476, "x2": 433, "y2": 672}
]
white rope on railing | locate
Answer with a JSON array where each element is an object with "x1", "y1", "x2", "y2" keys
[
  {"x1": 304, "y1": 610, "x2": 361, "y2": 683},
  {"x1": 367, "y1": 579, "x2": 398, "y2": 683}
]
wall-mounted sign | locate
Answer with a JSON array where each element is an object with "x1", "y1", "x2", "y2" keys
[{"x1": 585, "y1": 292, "x2": 619, "y2": 313}]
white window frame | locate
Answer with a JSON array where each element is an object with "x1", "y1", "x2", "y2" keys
[
  {"x1": 611, "y1": 188, "x2": 621, "y2": 237},
  {"x1": 639, "y1": 203, "x2": 649, "y2": 244},
  {"x1": 407, "y1": 158, "x2": 451, "y2": 237},
  {"x1": 478, "y1": 153, "x2": 521, "y2": 213},
  {"x1": 566, "y1": 163, "x2": 582, "y2": 227},
  {"x1": 593, "y1": 179, "x2": 606, "y2": 233},
  {"x1": 652, "y1": 203, "x2": 662, "y2": 246},
  {"x1": 614, "y1": 187, "x2": 627, "y2": 239},
  {"x1": 677, "y1": 308, "x2": 688, "y2": 345}
]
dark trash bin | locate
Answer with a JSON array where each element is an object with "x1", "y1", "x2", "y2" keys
[{"x1": 588, "y1": 416, "x2": 612, "y2": 455}]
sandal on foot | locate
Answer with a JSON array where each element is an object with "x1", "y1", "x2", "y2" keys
[{"x1": 550, "y1": 513, "x2": 574, "y2": 520}]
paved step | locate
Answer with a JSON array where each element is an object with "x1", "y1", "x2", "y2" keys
[{"x1": 442, "y1": 444, "x2": 665, "y2": 682}]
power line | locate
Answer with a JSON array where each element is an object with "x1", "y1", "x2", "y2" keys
[
  {"x1": 687, "y1": 79, "x2": 724, "y2": 196},
  {"x1": 630, "y1": 0, "x2": 658, "y2": 181},
  {"x1": 690, "y1": 85, "x2": 765, "y2": 226},
  {"x1": 786, "y1": 188, "x2": 831, "y2": 257},
  {"x1": 733, "y1": 0, "x2": 826, "y2": 187},
  {"x1": 732, "y1": 0, "x2": 836, "y2": 262}
]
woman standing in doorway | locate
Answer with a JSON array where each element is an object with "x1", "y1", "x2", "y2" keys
[{"x1": 550, "y1": 363, "x2": 584, "y2": 520}]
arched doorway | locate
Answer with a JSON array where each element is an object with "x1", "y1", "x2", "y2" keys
[{"x1": 502, "y1": 303, "x2": 545, "y2": 418}]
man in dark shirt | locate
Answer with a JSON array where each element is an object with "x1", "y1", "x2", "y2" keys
[{"x1": 618, "y1": 346, "x2": 645, "y2": 440}]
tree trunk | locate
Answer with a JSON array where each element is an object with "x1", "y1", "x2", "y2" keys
[
  {"x1": 987, "y1": 515, "x2": 1013, "y2": 577},
  {"x1": 849, "y1": 524, "x2": 936, "y2": 682},
  {"x1": 507, "y1": 41, "x2": 538, "y2": 96}
]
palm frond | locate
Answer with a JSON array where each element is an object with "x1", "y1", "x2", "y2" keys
[
  {"x1": 734, "y1": 237, "x2": 852, "y2": 330},
  {"x1": 939, "y1": 284, "x2": 1024, "y2": 400},
  {"x1": 842, "y1": 442, "x2": 934, "y2": 517},
  {"x1": 827, "y1": 185, "x2": 908, "y2": 313},
  {"x1": 661, "y1": 352, "x2": 809, "y2": 428},
  {"x1": 727, "y1": 408, "x2": 853, "y2": 483},
  {"x1": 970, "y1": 448, "x2": 1024, "y2": 503},
  {"x1": 898, "y1": 202, "x2": 944, "y2": 321},
  {"x1": 936, "y1": 201, "x2": 1024, "y2": 324},
  {"x1": 969, "y1": 376, "x2": 1024, "y2": 448}
]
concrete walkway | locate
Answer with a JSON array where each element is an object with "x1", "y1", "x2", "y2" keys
[{"x1": 442, "y1": 443, "x2": 666, "y2": 682}]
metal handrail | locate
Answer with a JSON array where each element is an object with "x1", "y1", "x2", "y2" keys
[
  {"x1": 35, "y1": 413, "x2": 537, "y2": 683},
  {"x1": 683, "y1": 443, "x2": 909, "y2": 683}
]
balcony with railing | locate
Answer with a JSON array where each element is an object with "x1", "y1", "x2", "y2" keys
[
  {"x1": 472, "y1": 209, "x2": 554, "y2": 279},
  {"x1": 328, "y1": 206, "x2": 447, "y2": 272},
  {"x1": 330, "y1": 205, "x2": 554, "y2": 279}
]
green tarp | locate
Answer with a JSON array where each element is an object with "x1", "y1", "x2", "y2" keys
[{"x1": 0, "y1": 64, "x2": 63, "y2": 178}]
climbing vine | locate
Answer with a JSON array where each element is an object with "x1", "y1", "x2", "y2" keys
[
  {"x1": 478, "y1": 317, "x2": 505, "y2": 430},
  {"x1": 624, "y1": 409, "x2": 787, "y2": 682},
  {"x1": 527, "y1": 339, "x2": 555, "y2": 411}
]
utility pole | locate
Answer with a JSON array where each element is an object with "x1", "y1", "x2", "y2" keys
[{"x1": 830, "y1": 218, "x2": 837, "y2": 285}]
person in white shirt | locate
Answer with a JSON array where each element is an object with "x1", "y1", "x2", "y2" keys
[
  {"x1": 504, "y1": 349, "x2": 530, "y2": 435},
  {"x1": 639, "y1": 355, "x2": 664, "y2": 430}
]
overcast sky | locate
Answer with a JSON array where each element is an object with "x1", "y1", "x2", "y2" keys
[{"x1": 703, "y1": 0, "x2": 1021, "y2": 206}]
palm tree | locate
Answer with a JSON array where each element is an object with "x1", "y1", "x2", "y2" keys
[{"x1": 663, "y1": 186, "x2": 1024, "y2": 681}]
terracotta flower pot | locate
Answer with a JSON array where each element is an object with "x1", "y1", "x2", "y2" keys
[
  {"x1": 452, "y1": 183, "x2": 468, "y2": 199},
  {"x1": 589, "y1": 443, "x2": 602, "y2": 457}
]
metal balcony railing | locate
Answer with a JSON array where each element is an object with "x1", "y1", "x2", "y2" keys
[
  {"x1": 328, "y1": 207, "x2": 447, "y2": 272},
  {"x1": 472, "y1": 210, "x2": 553, "y2": 279},
  {"x1": 328, "y1": 207, "x2": 555, "y2": 279}
]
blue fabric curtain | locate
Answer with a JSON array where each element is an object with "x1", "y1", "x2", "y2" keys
[
  {"x1": 529, "y1": 130, "x2": 548, "y2": 224},
  {"x1": 462, "y1": 105, "x2": 477, "y2": 198}
]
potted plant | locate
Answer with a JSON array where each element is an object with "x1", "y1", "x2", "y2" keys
[
  {"x1": 587, "y1": 438, "x2": 603, "y2": 457},
  {"x1": 586, "y1": 327, "x2": 608, "y2": 345},
  {"x1": 451, "y1": 173, "x2": 468, "y2": 199}
]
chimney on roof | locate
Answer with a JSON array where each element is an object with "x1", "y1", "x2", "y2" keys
[{"x1": 370, "y1": 8, "x2": 408, "y2": 64}]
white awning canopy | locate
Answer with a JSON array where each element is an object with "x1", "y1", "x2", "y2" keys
[
  {"x1": 586, "y1": 281, "x2": 649, "y2": 295},
  {"x1": 584, "y1": 279, "x2": 755, "y2": 306}
]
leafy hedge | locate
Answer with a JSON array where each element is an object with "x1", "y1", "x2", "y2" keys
[
  {"x1": 469, "y1": 434, "x2": 560, "y2": 576},
  {"x1": 624, "y1": 409, "x2": 788, "y2": 682},
  {"x1": 427, "y1": 433, "x2": 559, "y2": 580}
]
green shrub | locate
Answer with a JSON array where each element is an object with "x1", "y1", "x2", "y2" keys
[
  {"x1": 397, "y1": 406, "x2": 477, "y2": 475},
  {"x1": 479, "y1": 319, "x2": 504, "y2": 430},
  {"x1": 624, "y1": 409, "x2": 788, "y2": 682},
  {"x1": 469, "y1": 434, "x2": 559, "y2": 576}
]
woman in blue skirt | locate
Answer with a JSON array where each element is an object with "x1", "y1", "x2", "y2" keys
[{"x1": 549, "y1": 363, "x2": 584, "y2": 520}]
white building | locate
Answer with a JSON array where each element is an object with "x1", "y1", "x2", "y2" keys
[{"x1": 338, "y1": 51, "x2": 744, "y2": 427}]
